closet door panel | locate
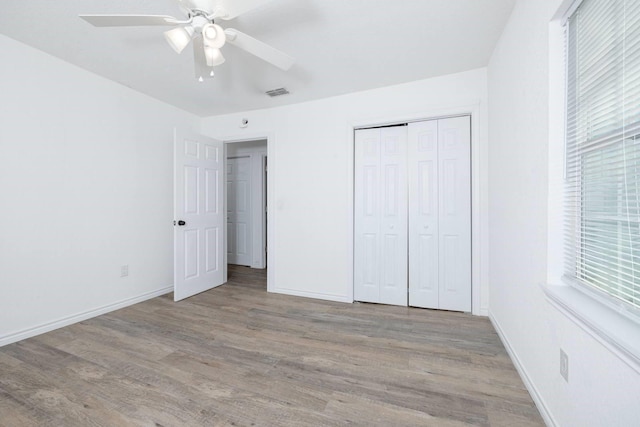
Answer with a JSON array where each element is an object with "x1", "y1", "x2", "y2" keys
[
  {"x1": 354, "y1": 129, "x2": 382, "y2": 303},
  {"x1": 437, "y1": 116, "x2": 471, "y2": 312},
  {"x1": 379, "y1": 128, "x2": 408, "y2": 306},
  {"x1": 408, "y1": 120, "x2": 439, "y2": 308}
]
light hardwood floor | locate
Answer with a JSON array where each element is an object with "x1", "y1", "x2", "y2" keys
[{"x1": 0, "y1": 266, "x2": 543, "y2": 426}]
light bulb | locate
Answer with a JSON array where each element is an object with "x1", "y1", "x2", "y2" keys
[
  {"x1": 202, "y1": 23, "x2": 226, "y2": 49},
  {"x1": 198, "y1": 76, "x2": 204, "y2": 82},
  {"x1": 204, "y1": 47, "x2": 225, "y2": 67},
  {"x1": 164, "y1": 26, "x2": 194, "y2": 54},
  {"x1": 210, "y1": 70, "x2": 215, "y2": 77},
  {"x1": 204, "y1": 26, "x2": 216, "y2": 39}
]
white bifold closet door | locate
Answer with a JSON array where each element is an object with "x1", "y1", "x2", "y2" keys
[
  {"x1": 354, "y1": 116, "x2": 471, "y2": 312},
  {"x1": 408, "y1": 117, "x2": 471, "y2": 312},
  {"x1": 354, "y1": 126, "x2": 408, "y2": 306}
]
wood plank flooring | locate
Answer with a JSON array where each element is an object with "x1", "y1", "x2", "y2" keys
[{"x1": 0, "y1": 266, "x2": 543, "y2": 426}]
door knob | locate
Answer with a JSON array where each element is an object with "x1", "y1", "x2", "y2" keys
[{"x1": 176, "y1": 220, "x2": 186, "y2": 226}]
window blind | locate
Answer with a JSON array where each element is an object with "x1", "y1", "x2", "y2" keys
[{"x1": 565, "y1": 0, "x2": 640, "y2": 310}]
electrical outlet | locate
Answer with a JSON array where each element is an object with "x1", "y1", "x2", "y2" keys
[
  {"x1": 560, "y1": 349, "x2": 569, "y2": 382},
  {"x1": 120, "y1": 265, "x2": 129, "y2": 277}
]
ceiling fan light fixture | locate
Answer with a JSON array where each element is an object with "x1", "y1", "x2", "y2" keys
[
  {"x1": 80, "y1": 2, "x2": 296, "y2": 80},
  {"x1": 164, "y1": 25, "x2": 194, "y2": 54},
  {"x1": 202, "y1": 23, "x2": 226, "y2": 49},
  {"x1": 205, "y1": 47, "x2": 226, "y2": 67}
]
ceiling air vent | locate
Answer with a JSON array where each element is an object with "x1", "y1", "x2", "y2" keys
[{"x1": 266, "y1": 87, "x2": 290, "y2": 97}]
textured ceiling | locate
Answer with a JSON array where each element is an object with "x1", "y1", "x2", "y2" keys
[{"x1": 0, "y1": 0, "x2": 515, "y2": 116}]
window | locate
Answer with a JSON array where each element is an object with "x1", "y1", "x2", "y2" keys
[{"x1": 565, "y1": 0, "x2": 640, "y2": 311}]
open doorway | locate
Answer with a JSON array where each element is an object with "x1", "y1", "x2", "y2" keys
[{"x1": 225, "y1": 139, "x2": 267, "y2": 286}]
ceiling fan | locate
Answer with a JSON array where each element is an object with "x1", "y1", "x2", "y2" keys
[{"x1": 79, "y1": 0, "x2": 295, "y2": 81}]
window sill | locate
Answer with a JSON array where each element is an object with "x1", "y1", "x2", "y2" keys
[{"x1": 542, "y1": 283, "x2": 640, "y2": 373}]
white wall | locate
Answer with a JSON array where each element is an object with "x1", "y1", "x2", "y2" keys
[
  {"x1": 487, "y1": 0, "x2": 640, "y2": 425},
  {"x1": 0, "y1": 35, "x2": 198, "y2": 345},
  {"x1": 201, "y1": 69, "x2": 489, "y2": 312}
]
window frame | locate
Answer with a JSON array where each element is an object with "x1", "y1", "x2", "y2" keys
[
  {"x1": 563, "y1": 0, "x2": 640, "y2": 316},
  {"x1": 544, "y1": 0, "x2": 640, "y2": 372}
]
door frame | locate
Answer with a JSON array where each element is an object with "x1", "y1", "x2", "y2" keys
[
  {"x1": 223, "y1": 133, "x2": 274, "y2": 293},
  {"x1": 347, "y1": 104, "x2": 485, "y2": 315},
  {"x1": 226, "y1": 147, "x2": 268, "y2": 269}
]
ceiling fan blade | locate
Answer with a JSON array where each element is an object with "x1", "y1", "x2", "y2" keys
[
  {"x1": 224, "y1": 29, "x2": 294, "y2": 71},
  {"x1": 176, "y1": 1, "x2": 194, "y2": 17},
  {"x1": 213, "y1": 0, "x2": 275, "y2": 20},
  {"x1": 79, "y1": 15, "x2": 180, "y2": 27},
  {"x1": 192, "y1": 36, "x2": 216, "y2": 80}
]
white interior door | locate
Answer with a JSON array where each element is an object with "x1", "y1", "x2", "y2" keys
[
  {"x1": 174, "y1": 129, "x2": 226, "y2": 301},
  {"x1": 437, "y1": 116, "x2": 471, "y2": 311},
  {"x1": 408, "y1": 120, "x2": 440, "y2": 309},
  {"x1": 227, "y1": 156, "x2": 252, "y2": 266},
  {"x1": 354, "y1": 126, "x2": 408, "y2": 306}
]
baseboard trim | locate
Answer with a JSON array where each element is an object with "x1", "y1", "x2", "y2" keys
[
  {"x1": 489, "y1": 311, "x2": 557, "y2": 427},
  {"x1": 271, "y1": 287, "x2": 352, "y2": 303},
  {"x1": 0, "y1": 286, "x2": 173, "y2": 347}
]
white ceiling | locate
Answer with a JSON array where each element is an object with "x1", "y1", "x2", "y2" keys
[{"x1": 0, "y1": 0, "x2": 515, "y2": 117}]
